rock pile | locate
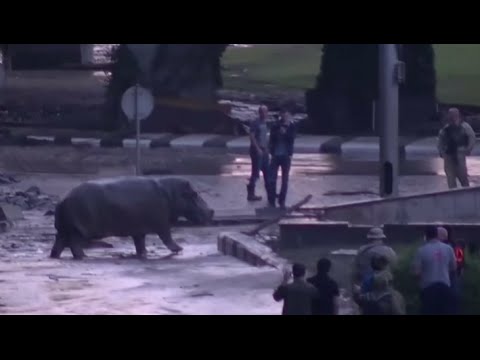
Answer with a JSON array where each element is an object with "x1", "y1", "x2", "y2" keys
[
  {"x1": 0, "y1": 186, "x2": 58, "y2": 211},
  {"x1": 0, "y1": 174, "x2": 18, "y2": 185}
]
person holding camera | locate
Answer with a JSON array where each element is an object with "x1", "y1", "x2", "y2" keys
[{"x1": 267, "y1": 109, "x2": 296, "y2": 208}]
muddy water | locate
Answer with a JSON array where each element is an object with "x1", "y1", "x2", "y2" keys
[{"x1": 0, "y1": 213, "x2": 284, "y2": 315}]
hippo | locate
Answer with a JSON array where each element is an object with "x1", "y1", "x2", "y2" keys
[{"x1": 50, "y1": 177, "x2": 214, "y2": 260}]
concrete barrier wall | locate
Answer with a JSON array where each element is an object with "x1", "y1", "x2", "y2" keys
[
  {"x1": 218, "y1": 232, "x2": 289, "y2": 268},
  {"x1": 310, "y1": 186, "x2": 480, "y2": 225}
]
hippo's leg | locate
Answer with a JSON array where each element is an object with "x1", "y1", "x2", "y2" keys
[
  {"x1": 132, "y1": 235, "x2": 147, "y2": 259},
  {"x1": 50, "y1": 235, "x2": 66, "y2": 259},
  {"x1": 157, "y1": 229, "x2": 183, "y2": 253},
  {"x1": 68, "y1": 237, "x2": 86, "y2": 260}
]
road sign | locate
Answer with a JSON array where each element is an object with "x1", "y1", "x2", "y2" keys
[
  {"x1": 121, "y1": 85, "x2": 154, "y2": 176},
  {"x1": 121, "y1": 85, "x2": 154, "y2": 122}
]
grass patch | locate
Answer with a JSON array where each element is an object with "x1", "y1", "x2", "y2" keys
[
  {"x1": 222, "y1": 44, "x2": 322, "y2": 92},
  {"x1": 222, "y1": 44, "x2": 480, "y2": 106},
  {"x1": 394, "y1": 243, "x2": 480, "y2": 315}
]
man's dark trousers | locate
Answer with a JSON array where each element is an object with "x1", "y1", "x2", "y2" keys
[
  {"x1": 268, "y1": 155, "x2": 291, "y2": 207},
  {"x1": 420, "y1": 282, "x2": 455, "y2": 315}
]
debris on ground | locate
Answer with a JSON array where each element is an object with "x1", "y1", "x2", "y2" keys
[
  {"x1": 189, "y1": 291, "x2": 214, "y2": 298},
  {"x1": 0, "y1": 185, "x2": 58, "y2": 211},
  {"x1": 0, "y1": 174, "x2": 19, "y2": 185}
]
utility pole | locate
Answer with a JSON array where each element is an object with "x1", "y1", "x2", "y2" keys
[{"x1": 379, "y1": 44, "x2": 404, "y2": 198}]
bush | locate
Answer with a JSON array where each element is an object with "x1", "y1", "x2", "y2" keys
[{"x1": 393, "y1": 243, "x2": 480, "y2": 315}]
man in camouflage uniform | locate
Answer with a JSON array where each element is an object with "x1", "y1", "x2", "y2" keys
[
  {"x1": 352, "y1": 227, "x2": 397, "y2": 287},
  {"x1": 353, "y1": 258, "x2": 406, "y2": 315},
  {"x1": 437, "y1": 108, "x2": 476, "y2": 189}
]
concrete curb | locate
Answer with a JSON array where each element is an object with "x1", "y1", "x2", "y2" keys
[
  {"x1": 217, "y1": 232, "x2": 289, "y2": 269},
  {"x1": 1, "y1": 132, "x2": 476, "y2": 159}
]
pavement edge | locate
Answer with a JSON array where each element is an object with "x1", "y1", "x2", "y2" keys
[{"x1": 217, "y1": 231, "x2": 289, "y2": 269}]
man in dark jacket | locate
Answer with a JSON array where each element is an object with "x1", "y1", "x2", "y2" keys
[
  {"x1": 267, "y1": 109, "x2": 296, "y2": 208},
  {"x1": 307, "y1": 258, "x2": 340, "y2": 315}
]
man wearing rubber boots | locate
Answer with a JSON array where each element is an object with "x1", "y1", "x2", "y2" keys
[
  {"x1": 438, "y1": 108, "x2": 476, "y2": 189},
  {"x1": 247, "y1": 105, "x2": 270, "y2": 202}
]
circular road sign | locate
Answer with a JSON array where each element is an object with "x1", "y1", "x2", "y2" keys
[{"x1": 121, "y1": 85, "x2": 155, "y2": 122}]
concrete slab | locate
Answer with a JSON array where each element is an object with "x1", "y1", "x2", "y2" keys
[
  {"x1": 170, "y1": 134, "x2": 219, "y2": 148},
  {"x1": 293, "y1": 136, "x2": 341, "y2": 154},
  {"x1": 293, "y1": 136, "x2": 322, "y2": 154},
  {"x1": 0, "y1": 204, "x2": 24, "y2": 220},
  {"x1": 405, "y1": 137, "x2": 438, "y2": 160},
  {"x1": 341, "y1": 137, "x2": 381, "y2": 160},
  {"x1": 122, "y1": 139, "x2": 153, "y2": 149},
  {"x1": 226, "y1": 136, "x2": 250, "y2": 154},
  {"x1": 71, "y1": 138, "x2": 101, "y2": 147},
  {"x1": 204, "y1": 135, "x2": 235, "y2": 148},
  {"x1": 25, "y1": 136, "x2": 54, "y2": 143},
  {"x1": 135, "y1": 133, "x2": 172, "y2": 140},
  {"x1": 218, "y1": 232, "x2": 289, "y2": 268},
  {"x1": 317, "y1": 185, "x2": 480, "y2": 225},
  {"x1": 320, "y1": 136, "x2": 344, "y2": 154},
  {"x1": 341, "y1": 137, "x2": 409, "y2": 160}
]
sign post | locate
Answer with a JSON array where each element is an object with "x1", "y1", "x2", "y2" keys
[
  {"x1": 379, "y1": 44, "x2": 403, "y2": 198},
  {"x1": 121, "y1": 85, "x2": 154, "y2": 176}
]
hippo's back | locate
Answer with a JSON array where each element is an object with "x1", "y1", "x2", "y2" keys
[{"x1": 57, "y1": 177, "x2": 170, "y2": 239}]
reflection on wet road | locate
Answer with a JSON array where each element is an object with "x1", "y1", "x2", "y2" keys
[
  {"x1": 221, "y1": 154, "x2": 480, "y2": 177},
  {"x1": 4, "y1": 145, "x2": 480, "y2": 178}
]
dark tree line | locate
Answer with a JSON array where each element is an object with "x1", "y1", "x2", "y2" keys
[
  {"x1": 105, "y1": 44, "x2": 228, "y2": 130},
  {"x1": 306, "y1": 44, "x2": 436, "y2": 134},
  {"x1": 106, "y1": 44, "x2": 436, "y2": 134}
]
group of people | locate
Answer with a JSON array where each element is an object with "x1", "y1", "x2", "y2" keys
[
  {"x1": 247, "y1": 105, "x2": 296, "y2": 209},
  {"x1": 273, "y1": 226, "x2": 466, "y2": 315},
  {"x1": 247, "y1": 105, "x2": 476, "y2": 200}
]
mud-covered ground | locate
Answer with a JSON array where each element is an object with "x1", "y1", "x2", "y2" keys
[
  {"x1": 0, "y1": 145, "x2": 468, "y2": 315},
  {"x1": 0, "y1": 217, "x2": 285, "y2": 315}
]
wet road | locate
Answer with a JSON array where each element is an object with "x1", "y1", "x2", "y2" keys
[
  {"x1": 3, "y1": 145, "x2": 480, "y2": 178},
  {"x1": 202, "y1": 153, "x2": 480, "y2": 177}
]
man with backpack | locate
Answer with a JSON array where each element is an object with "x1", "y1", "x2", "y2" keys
[
  {"x1": 353, "y1": 255, "x2": 406, "y2": 315},
  {"x1": 352, "y1": 227, "x2": 397, "y2": 287}
]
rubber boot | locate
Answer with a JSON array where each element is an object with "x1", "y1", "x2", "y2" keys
[
  {"x1": 247, "y1": 184, "x2": 262, "y2": 202},
  {"x1": 267, "y1": 186, "x2": 276, "y2": 208}
]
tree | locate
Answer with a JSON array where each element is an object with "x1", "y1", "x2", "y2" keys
[
  {"x1": 306, "y1": 44, "x2": 436, "y2": 134},
  {"x1": 105, "y1": 44, "x2": 228, "y2": 130}
]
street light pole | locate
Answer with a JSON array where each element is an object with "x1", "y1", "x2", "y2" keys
[{"x1": 379, "y1": 44, "x2": 400, "y2": 198}]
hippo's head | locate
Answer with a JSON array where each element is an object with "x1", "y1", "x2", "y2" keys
[{"x1": 175, "y1": 181, "x2": 214, "y2": 225}]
